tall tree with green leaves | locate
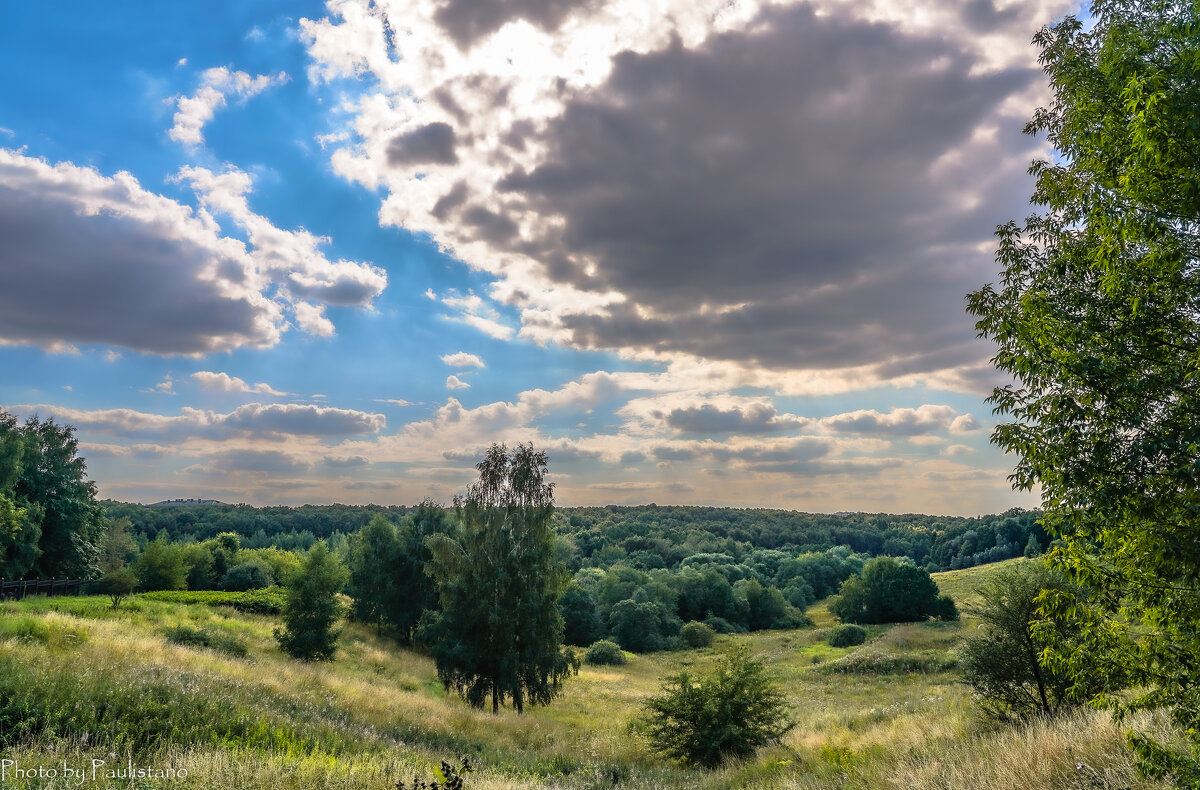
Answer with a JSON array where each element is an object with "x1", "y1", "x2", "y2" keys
[
  {"x1": 967, "y1": 1, "x2": 1200, "y2": 781},
  {"x1": 0, "y1": 411, "x2": 40, "y2": 579},
  {"x1": 275, "y1": 541, "x2": 349, "y2": 661},
  {"x1": 348, "y1": 514, "x2": 399, "y2": 631},
  {"x1": 9, "y1": 415, "x2": 104, "y2": 579},
  {"x1": 423, "y1": 444, "x2": 570, "y2": 713}
]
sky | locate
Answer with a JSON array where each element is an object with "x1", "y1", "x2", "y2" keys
[{"x1": 0, "y1": 0, "x2": 1083, "y2": 513}]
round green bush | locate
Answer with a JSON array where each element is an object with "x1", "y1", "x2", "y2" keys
[
  {"x1": 828, "y1": 624, "x2": 867, "y2": 648},
  {"x1": 585, "y1": 639, "x2": 627, "y2": 665},
  {"x1": 680, "y1": 621, "x2": 716, "y2": 648}
]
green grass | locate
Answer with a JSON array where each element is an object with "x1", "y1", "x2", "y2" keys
[{"x1": 0, "y1": 560, "x2": 1179, "y2": 790}]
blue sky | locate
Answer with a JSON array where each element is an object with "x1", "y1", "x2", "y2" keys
[{"x1": 0, "y1": 0, "x2": 1082, "y2": 512}]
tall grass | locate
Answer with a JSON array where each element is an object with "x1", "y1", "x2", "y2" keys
[{"x1": 0, "y1": 563, "x2": 1181, "y2": 790}]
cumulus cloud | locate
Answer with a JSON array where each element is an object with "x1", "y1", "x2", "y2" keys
[
  {"x1": 441, "y1": 351, "x2": 485, "y2": 368},
  {"x1": 0, "y1": 150, "x2": 283, "y2": 354},
  {"x1": 821, "y1": 405, "x2": 967, "y2": 437},
  {"x1": 302, "y1": 0, "x2": 1071, "y2": 393},
  {"x1": 445, "y1": 375, "x2": 471, "y2": 390},
  {"x1": 176, "y1": 165, "x2": 387, "y2": 312},
  {"x1": 0, "y1": 151, "x2": 385, "y2": 355},
  {"x1": 170, "y1": 66, "x2": 289, "y2": 147},
  {"x1": 192, "y1": 371, "x2": 289, "y2": 397}
]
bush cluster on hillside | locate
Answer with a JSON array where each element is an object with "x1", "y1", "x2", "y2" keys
[
  {"x1": 829, "y1": 557, "x2": 957, "y2": 625},
  {"x1": 640, "y1": 645, "x2": 794, "y2": 768}
]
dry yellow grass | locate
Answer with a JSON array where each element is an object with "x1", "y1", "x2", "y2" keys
[{"x1": 0, "y1": 569, "x2": 1181, "y2": 790}]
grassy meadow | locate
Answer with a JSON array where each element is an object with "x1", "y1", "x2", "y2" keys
[{"x1": 0, "y1": 558, "x2": 1176, "y2": 790}]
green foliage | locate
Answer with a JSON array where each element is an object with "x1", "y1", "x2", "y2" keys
[
  {"x1": 230, "y1": 586, "x2": 285, "y2": 615},
  {"x1": 640, "y1": 645, "x2": 794, "y2": 768},
  {"x1": 584, "y1": 639, "x2": 626, "y2": 665},
  {"x1": 959, "y1": 562, "x2": 1114, "y2": 722},
  {"x1": 735, "y1": 578, "x2": 810, "y2": 630},
  {"x1": 96, "y1": 567, "x2": 138, "y2": 609},
  {"x1": 966, "y1": 0, "x2": 1200, "y2": 780},
  {"x1": 348, "y1": 503, "x2": 445, "y2": 642},
  {"x1": 137, "y1": 587, "x2": 285, "y2": 614},
  {"x1": 608, "y1": 597, "x2": 680, "y2": 652},
  {"x1": 423, "y1": 444, "x2": 570, "y2": 713},
  {"x1": 220, "y1": 560, "x2": 274, "y2": 591},
  {"x1": 347, "y1": 513, "x2": 398, "y2": 627},
  {"x1": 679, "y1": 621, "x2": 715, "y2": 648},
  {"x1": 1022, "y1": 533, "x2": 1042, "y2": 559},
  {"x1": 274, "y1": 542, "x2": 348, "y2": 661},
  {"x1": 828, "y1": 624, "x2": 866, "y2": 648},
  {"x1": 1, "y1": 411, "x2": 104, "y2": 579},
  {"x1": 560, "y1": 582, "x2": 604, "y2": 646},
  {"x1": 134, "y1": 535, "x2": 189, "y2": 591},
  {"x1": 162, "y1": 624, "x2": 250, "y2": 659},
  {"x1": 395, "y1": 757, "x2": 473, "y2": 790},
  {"x1": 830, "y1": 557, "x2": 953, "y2": 625}
]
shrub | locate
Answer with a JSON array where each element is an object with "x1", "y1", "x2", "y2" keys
[
  {"x1": 585, "y1": 639, "x2": 627, "y2": 665},
  {"x1": 220, "y1": 561, "x2": 273, "y2": 592},
  {"x1": 680, "y1": 621, "x2": 716, "y2": 648},
  {"x1": 641, "y1": 645, "x2": 794, "y2": 768},
  {"x1": 828, "y1": 624, "x2": 866, "y2": 647},
  {"x1": 703, "y1": 616, "x2": 744, "y2": 634},
  {"x1": 162, "y1": 624, "x2": 249, "y2": 659},
  {"x1": 959, "y1": 562, "x2": 1115, "y2": 721},
  {"x1": 231, "y1": 586, "x2": 285, "y2": 615},
  {"x1": 96, "y1": 568, "x2": 138, "y2": 610}
]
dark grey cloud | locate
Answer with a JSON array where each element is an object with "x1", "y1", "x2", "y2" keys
[
  {"x1": 434, "y1": 0, "x2": 598, "y2": 48},
  {"x1": 0, "y1": 173, "x2": 277, "y2": 355},
  {"x1": 663, "y1": 403, "x2": 804, "y2": 435},
  {"x1": 387, "y1": 122, "x2": 459, "y2": 165},
  {"x1": 492, "y1": 3, "x2": 1038, "y2": 374}
]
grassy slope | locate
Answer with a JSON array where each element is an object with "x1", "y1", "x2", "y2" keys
[{"x1": 0, "y1": 559, "x2": 1174, "y2": 790}]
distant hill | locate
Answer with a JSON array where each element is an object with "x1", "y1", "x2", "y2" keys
[{"x1": 146, "y1": 498, "x2": 228, "y2": 507}]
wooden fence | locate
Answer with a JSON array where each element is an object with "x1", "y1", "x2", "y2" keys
[{"x1": 0, "y1": 579, "x2": 88, "y2": 600}]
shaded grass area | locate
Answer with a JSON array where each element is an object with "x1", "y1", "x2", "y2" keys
[{"x1": 0, "y1": 564, "x2": 1178, "y2": 790}]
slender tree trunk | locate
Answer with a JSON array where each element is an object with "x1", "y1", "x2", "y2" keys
[
  {"x1": 1024, "y1": 618, "x2": 1050, "y2": 714},
  {"x1": 492, "y1": 679, "x2": 499, "y2": 714}
]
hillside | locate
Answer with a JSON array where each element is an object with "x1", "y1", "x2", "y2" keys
[{"x1": 0, "y1": 559, "x2": 1170, "y2": 790}]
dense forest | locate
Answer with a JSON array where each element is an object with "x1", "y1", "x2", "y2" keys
[{"x1": 101, "y1": 499, "x2": 1047, "y2": 574}]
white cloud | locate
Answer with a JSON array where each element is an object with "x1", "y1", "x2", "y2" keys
[
  {"x1": 441, "y1": 351, "x2": 485, "y2": 368},
  {"x1": 143, "y1": 375, "x2": 176, "y2": 395},
  {"x1": 445, "y1": 375, "x2": 471, "y2": 390},
  {"x1": 192, "y1": 371, "x2": 289, "y2": 397},
  {"x1": 431, "y1": 289, "x2": 515, "y2": 340},
  {"x1": 169, "y1": 67, "x2": 289, "y2": 148},
  {"x1": 14, "y1": 401, "x2": 385, "y2": 439}
]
